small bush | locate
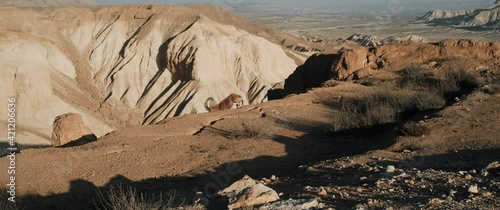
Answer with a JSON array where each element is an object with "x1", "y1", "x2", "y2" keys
[
  {"x1": 397, "y1": 121, "x2": 430, "y2": 137},
  {"x1": 436, "y1": 68, "x2": 481, "y2": 99},
  {"x1": 399, "y1": 66, "x2": 428, "y2": 88},
  {"x1": 97, "y1": 185, "x2": 203, "y2": 210},
  {"x1": 223, "y1": 120, "x2": 268, "y2": 140},
  {"x1": 331, "y1": 89, "x2": 444, "y2": 131}
]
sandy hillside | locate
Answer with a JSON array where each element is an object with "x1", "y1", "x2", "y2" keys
[{"x1": 0, "y1": 4, "x2": 335, "y2": 146}]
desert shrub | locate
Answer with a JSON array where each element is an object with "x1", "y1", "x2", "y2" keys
[
  {"x1": 223, "y1": 120, "x2": 269, "y2": 140},
  {"x1": 397, "y1": 121, "x2": 431, "y2": 137},
  {"x1": 399, "y1": 66, "x2": 428, "y2": 88},
  {"x1": 97, "y1": 185, "x2": 203, "y2": 210},
  {"x1": 331, "y1": 89, "x2": 444, "y2": 131},
  {"x1": 436, "y1": 68, "x2": 481, "y2": 99}
]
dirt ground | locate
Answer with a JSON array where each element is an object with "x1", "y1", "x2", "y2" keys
[{"x1": 1, "y1": 73, "x2": 499, "y2": 209}]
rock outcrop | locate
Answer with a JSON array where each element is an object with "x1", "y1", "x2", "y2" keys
[
  {"x1": 284, "y1": 39, "x2": 500, "y2": 94},
  {"x1": 417, "y1": 1, "x2": 500, "y2": 30},
  {"x1": 51, "y1": 113, "x2": 96, "y2": 147},
  {"x1": 0, "y1": 4, "x2": 307, "y2": 145}
]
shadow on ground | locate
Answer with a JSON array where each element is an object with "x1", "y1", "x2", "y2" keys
[{"x1": 12, "y1": 108, "x2": 403, "y2": 209}]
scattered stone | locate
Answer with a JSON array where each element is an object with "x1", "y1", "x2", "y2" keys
[
  {"x1": 51, "y1": 113, "x2": 96, "y2": 147},
  {"x1": 449, "y1": 189, "x2": 457, "y2": 197},
  {"x1": 481, "y1": 169, "x2": 489, "y2": 177},
  {"x1": 304, "y1": 186, "x2": 313, "y2": 192},
  {"x1": 259, "y1": 198, "x2": 320, "y2": 210},
  {"x1": 317, "y1": 187, "x2": 328, "y2": 196},
  {"x1": 386, "y1": 165, "x2": 396, "y2": 173},
  {"x1": 393, "y1": 172, "x2": 407, "y2": 178},
  {"x1": 486, "y1": 161, "x2": 500, "y2": 175},
  {"x1": 447, "y1": 177, "x2": 454, "y2": 184},
  {"x1": 270, "y1": 175, "x2": 277, "y2": 181},
  {"x1": 465, "y1": 174, "x2": 473, "y2": 181},
  {"x1": 429, "y1": 198, "x2": 444, "y2": 205},
  {"x1": 468, "y1": 185, "x2": 479, "y2": 194}
]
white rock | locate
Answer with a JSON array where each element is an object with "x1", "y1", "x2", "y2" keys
[
  {"x1": 468, "y1": 185, "x2": 479, "y2": 194},
  {"x1": 259, "y1": 198, "x2": 319, "y2": 210},
  {"x1": 227, "y1": 183, "x2": 280, "y2": 210},
  {"x1": 386, "y1": 165, "x2": 397, "y2": 173}
]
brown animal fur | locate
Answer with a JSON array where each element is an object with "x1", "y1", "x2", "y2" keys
[{"x1": 204, "y1": 93, "x2": 244, "y2": 112}]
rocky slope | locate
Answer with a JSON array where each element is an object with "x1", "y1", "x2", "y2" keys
[
  {"x1": 0, "y1": 0, "x2": 96, "y2": 7},
  {"x1": 284, "y1": 39, "x2": 499, "y2": 94},
  {"x1": 0, "y1": 5, "x2": 316, "y2": 145},
  {"x1": 417, "y1": 0, "x2": 500, "y2": 30}
]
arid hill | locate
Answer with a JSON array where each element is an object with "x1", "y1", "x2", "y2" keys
[{"x1": 0, "y1": 4, "x2": 324, "y2": 146}]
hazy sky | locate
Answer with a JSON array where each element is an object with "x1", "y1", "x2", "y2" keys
[{"x1": 97, "y1": 0, "x2": 494, "y2": 12}]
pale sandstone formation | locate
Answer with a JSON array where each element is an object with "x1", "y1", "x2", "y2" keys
[
  {"x1": 51, "y1": 113, "x2": 96, "y2": 147},
  {"x1": 0, "y1": 5, "x2": 305, "y2": 145}
]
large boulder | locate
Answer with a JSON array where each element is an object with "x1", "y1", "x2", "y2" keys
[
  {"x1": 221, "y1": 175, "x2": 280, "y2": 210},
  {"x1": 51, "y1": 113, "x2": 96, "y2": 147}
]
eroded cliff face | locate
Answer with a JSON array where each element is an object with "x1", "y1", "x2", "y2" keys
[
  {"x1": 417, "y1": 1, "x2": 500, "y2": 29},
  {"x1": 0, "y1": 5, "x2": 300, "y2": 145}
]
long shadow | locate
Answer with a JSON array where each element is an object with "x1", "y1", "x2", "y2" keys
[{"x1": 12, "y1": 109, "x2": 403, "y2": 209}]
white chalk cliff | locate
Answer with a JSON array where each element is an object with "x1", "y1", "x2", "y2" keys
[
  {"x1": 417, "y1": 1, "x2": 500, "y2": 30},
  {"x1": 0, "y1": 5, "x2": 302, "y2": 145}
]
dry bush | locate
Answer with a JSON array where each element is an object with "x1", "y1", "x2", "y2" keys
[
  {"x1": 223, "y1": 120, "x2": 269, "y2": 140},
  {"x1": 436, "y1": 68, "x2": 481, "y2": 97},
  {"x1": 397, "y1": 121, "x2": 431, "y2": 137},
  {"x1": 399, "y1": 66, "x2": 429, "y2": 88},
  {"x1": 331, "y1": 89, "x2": 444, "y2": 131},
  {"x1": 97, "y1": 185, "x2": 204, "y2": 210}
]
